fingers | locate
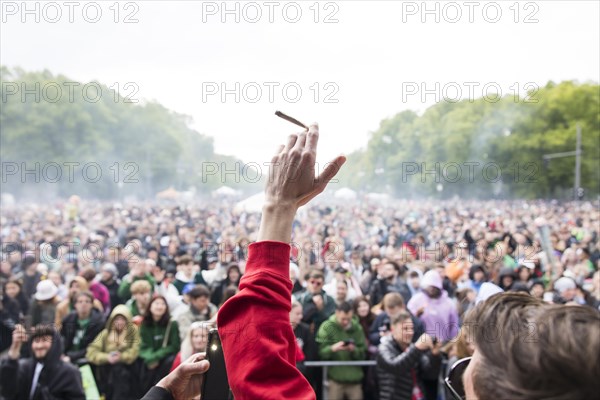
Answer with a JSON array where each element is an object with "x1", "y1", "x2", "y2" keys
[
  {"x1": 283, "y1": 133, "x2": 298, "y2": 153},
  {"x1": 315, "y1": 155, "x2": 346, "y2": 188},
  {"x1": 293, "y1": 131, "x2": 307, "y2": 154},
  {"x1": 296, "y1": 155, "x2": 346, "y2": 207},
  {"x1": 181, "y1": 354, "x2": 210, "y2": 375},
  {"x1": 188, "y1": 360, "x2": 210, "y2": 374},
  {"x1": 305, "y1": 123, "x2": 319, "y2": 154},
  {"x1": 186, "y1": 352, "x2": 206, "y2": 364}
]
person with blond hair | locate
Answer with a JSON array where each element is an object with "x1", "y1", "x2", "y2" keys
[
  {"x1": 127, "y1": 279, "x2": 153, "y2": 319},
  {"x1": 169, "y1": 321, "x2": 212, "y2": 372}
]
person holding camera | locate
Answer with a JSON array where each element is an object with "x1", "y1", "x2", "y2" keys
[
  {"x1": 376, "y1": 311, "x2": 442, "y2": 400},
  {"x1": 316, "y1": 301, "x2": 367, "y2": 400}
]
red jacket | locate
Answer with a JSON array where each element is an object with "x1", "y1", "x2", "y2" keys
[{"x1": 217, "y1": 241, "x2": 315, "y2": 400}]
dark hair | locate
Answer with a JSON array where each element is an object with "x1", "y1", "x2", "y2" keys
[
  {"x1": 384, "y1": 261, "x2": 401, "y2": 272},
  {"x1": 308, "y1": 270, "x2": 324, "y2": 280},
  {"x1": 74, "y1": 290, "x2": 94, "y2": 303},
  {"x1": 334, "y1": 266, "x2": 347, "y2": 274},
  {"x1": 336, "y1": 279, "x2": 348, "y2": 287},
  {"x1": 390, "y1": 311, "x2": 412, "y2": 326},
  {"x1": 352, "y1": 295, "x2": 373, "y2": 317},
  {"x1": 143, "y1": 295, "x2": 170, "y2": 327},
  {"x1": 464, "y1": 293, "x2": 600, "y2": 399},
  {"x1": 3, "y1": 277, "x2": 23, "y2": 292},
  {"x1": 226, "y1": 264, "x2": 241, "y2": 280},
  {"x1": 529, "y1": 279, "x2": 546, "y2": 290},
  {"x1": 336, "y1": 301, "x2": 353, "y2": 313},
  {"x1": 22, "y1": 256, "x2": 37, "y2": 270},
  {"x1": 30, "y1": 324, "x2": 55, "y2": 341},
  {"x1": 80, "y1": 267, "x2": 97, "y2": 282},
  {"x1": 469, "y1": 265, "x2": 486, "y2": 281},
  {"x1": 219, "y1": 285, "x2": 238, "y2": 307},
  {"x1": 188, "y1": 284, "x2": 210, "y2": 299}
]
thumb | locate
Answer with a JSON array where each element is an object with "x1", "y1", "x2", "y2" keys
[
  {"x1": 182, "y1": 359, "x2": 210, "y2": 375},
  {"x1": 298, "y1": 155, "x2": 346, "y2": 207},
  {"x1": 316, "y1": 155, "x2": 346, "y2": 189}
]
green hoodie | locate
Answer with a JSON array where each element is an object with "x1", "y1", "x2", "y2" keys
[
  {"x1": 86, "y1": 304, "x2": 140, "y2": 365},
  {"x1": 139, "y1": 319, "x2": 181, "y2": 366},
  {"x1": 316, "y1": 314, "x2": 366, "y2": 383}
]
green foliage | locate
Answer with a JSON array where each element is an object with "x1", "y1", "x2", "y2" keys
[
  {"x1": 339, "y1": 81, "x2": 599, "y2": 199},
  {"x1": 0, "y1": 66, "x2": 244, "y2": 199}
]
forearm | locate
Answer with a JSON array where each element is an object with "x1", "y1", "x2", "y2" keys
[
  {"x1": 377, "y1": 345, "x2": 422, "y2": 372},
  {"x1": 8, "y1": 345, "x2": 21, "y2": 360},
  {"x1": 318, "y1": 345, "x2": 334, "y2": 360},
  {"x1": 217, "y1": 241, "x2": 315, "y2": 400},
  {"x1": 257, "y1": 204, "x2": 296, "y2": 243}
]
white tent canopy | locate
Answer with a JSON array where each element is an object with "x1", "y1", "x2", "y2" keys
[
  {"x1": 334, "y1": 187, "x2": 357, "y2": 200},
  {"x1": 365, "y1": 192, "x2": 390, "y2": 202},
  {"x1": 213, "y1": 186, "x2": 239, "y2": 197},
  {"x1": 234, "y1": 192, "x2": 265, "y2": 213}
]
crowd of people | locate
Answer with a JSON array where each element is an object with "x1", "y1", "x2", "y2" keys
[{"x1": 0, "y1": 195, "x2": 598, "y2": 399}]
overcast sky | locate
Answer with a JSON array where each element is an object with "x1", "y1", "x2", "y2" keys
[{"x1": 2, "y1": 0, "x2": 599, "y2": 165}]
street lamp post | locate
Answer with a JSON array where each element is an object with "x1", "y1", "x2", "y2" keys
[{"x1": 542, "y1": 124, "x2": 583, "y2": 200}]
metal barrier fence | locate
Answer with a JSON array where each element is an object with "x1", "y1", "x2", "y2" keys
[{"x1": 304, "y1": 360, "x2": 377, "y2": 400}]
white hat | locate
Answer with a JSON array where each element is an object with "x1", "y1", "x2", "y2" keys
[
  {"x1": 554, "y1": 277, "x2": 576, "y2": 293},
  {"x1": 34, "y1": 280, "x2": 58, "y2": 301},
  {"x1": 476, "y1": 282, "x2": 504, "y2": 305},
  {"x1": 519, "y1": 260, "x2": 535, "y2": 270},
  {"x1": 102, "y1": 263, "x2": 118, "y2": 276}
]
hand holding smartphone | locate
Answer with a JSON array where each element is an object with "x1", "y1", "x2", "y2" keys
[{"x1": 201, "y1": 329, "x2": 233, "y2": 400}]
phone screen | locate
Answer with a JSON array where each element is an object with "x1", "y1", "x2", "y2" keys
[{"x1": 201, "y1": 328, "x2": 232, "y2": 400}]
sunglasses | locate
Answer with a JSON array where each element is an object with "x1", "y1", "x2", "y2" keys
[
  {"x1": 445, "y1": 357, "x2": 472, "y2": 400},
  {"x1": 309, "y1": 280, "x2": 323, "y2": 286}
]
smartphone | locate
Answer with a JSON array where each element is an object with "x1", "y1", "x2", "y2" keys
[
  {"x1": 343, "y1": 338, "x2": 355, "y2": 346},
  {"x1": 201, "y1": 328, "x2": 232, "y2": 400}
]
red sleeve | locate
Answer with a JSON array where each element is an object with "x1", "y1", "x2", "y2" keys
[
  {"x1": 169, "y1": 352, "x2": 181, "y2": 373},
  {"x1": 217, "y1": 241, "x2": 316, "y2": 400}
]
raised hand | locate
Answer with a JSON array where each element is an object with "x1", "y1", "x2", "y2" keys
[
  {"x1": 265, "y1": 123, "x2": 346, "y2": 210},
  {"x1": 258, "y1": 123, "x2": 346, "y2": 243},
  {"x1": 8, "y1": 324, "x2": 27, "y2": 360}
]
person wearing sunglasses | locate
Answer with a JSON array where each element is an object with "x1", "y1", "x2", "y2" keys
[
  {"x1": 376, "y1": 311, "x2": 442, "y2": 400},
  {"x1": 445, "y1": 292, "x2": 600, "y2": 400},
  {"x1": 294, "y1": 270, "x2": 337, "y2": 333}
]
